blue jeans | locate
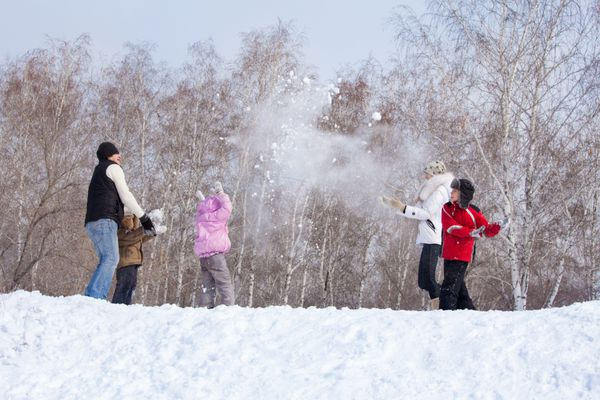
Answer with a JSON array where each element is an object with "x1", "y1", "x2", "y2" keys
[{"x1": 84, "y1": 219, "x2": 119, "y2": 299}]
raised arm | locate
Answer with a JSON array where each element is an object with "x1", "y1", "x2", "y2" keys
[
  {"x1": 403, "y1": 190, "x2": 445, "y2": 221},
  {"x1": 198, "y1": 194, "x2": 232, "y2": 224}
]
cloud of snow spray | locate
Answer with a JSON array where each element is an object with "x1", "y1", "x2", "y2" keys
[{"x1": 232, "y1": 74, "x2": 431, "y2": 217}]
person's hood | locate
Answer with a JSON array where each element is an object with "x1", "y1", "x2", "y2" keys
[
  {"x1": 418, "y1": 172, "x2": 455, "y2": 201},
  {"x1": 198, "y1": 196, "x2": 222, "y2": 214}
]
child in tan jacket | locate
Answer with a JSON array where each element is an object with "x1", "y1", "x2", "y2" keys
[{"x1": 112, "y1": 213, "x2": 154, "y2": 305}]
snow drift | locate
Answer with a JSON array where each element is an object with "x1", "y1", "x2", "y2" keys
[{"x1": 1, "y1": 291, "x2": 598, "y2": 399}]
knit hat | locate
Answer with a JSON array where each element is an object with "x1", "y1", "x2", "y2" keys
[
  {"x1": 424, "y1": 160, "x2": 446, "y2": 176},
  {"x1": 451, "y1": 178, "x2": 475, "y2": 209},
  {"x1": 96, "y1": 142, "x2": 119, "y2": 161}
]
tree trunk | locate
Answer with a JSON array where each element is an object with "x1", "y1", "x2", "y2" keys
[{"x1": 248, "y1": 175, "x2": 268, "y2": 307}]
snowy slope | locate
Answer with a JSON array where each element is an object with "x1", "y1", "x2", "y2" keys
[{"x1": 1, "y1": 291, "x2": 598, "y2": 400}]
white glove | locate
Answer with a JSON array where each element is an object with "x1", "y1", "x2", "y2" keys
[
  {"x1": 380, "y1": 196, "x2": 406, "y2": 213},
  {"x1": 470, "y1": 226, "x2": 485, "y2": 238},
  {"x1": 213, "y1": 181, "x2": 224, "y2": 195},
  {"x1": 196, "y1": 190, "x2": 205, "y2": 201}
]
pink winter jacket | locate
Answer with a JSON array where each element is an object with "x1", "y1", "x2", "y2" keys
[{"x1": 194, "y1": 194, "x2": 232, "y2": 258}]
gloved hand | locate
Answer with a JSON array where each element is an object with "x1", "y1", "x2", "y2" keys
[
  {"x1": 213, "y1": 181, "x2": 224, "y2": 195},
  {"x1": 470, "y1": 225, "x2": 485, "y2": 238},
  {"x1": 196, "y1": 189, "x2": 205, "y2": 201},
  {"x1": 139, "y1": 214, "x2": 156, "y2": 236},
  {"x1": 496, "y1": 217, "x2": 510, "y2": 229},
  {"x1": 380, "y1": 196, "x2": 406, "y2": 213}
]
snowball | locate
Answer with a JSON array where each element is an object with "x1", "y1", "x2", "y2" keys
[
  {"x1": 372, "y1": 112, "x2": 382, "y2": 121},
  {"x1": 148, "y1": 209, "x2": 164, "y2": 224}
]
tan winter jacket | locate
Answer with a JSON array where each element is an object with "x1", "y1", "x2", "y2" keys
[{"x1": 117, "y1": 215, "x2": 154, "y2": 268}]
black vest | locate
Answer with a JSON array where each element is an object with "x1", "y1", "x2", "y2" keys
[{"x1": 85, "y1": 160, "x2": 124, "y2": 226}]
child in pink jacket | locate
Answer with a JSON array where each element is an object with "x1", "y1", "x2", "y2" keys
[{"x1": 194, "y1": 181, "x2": 234, "y2": 307}]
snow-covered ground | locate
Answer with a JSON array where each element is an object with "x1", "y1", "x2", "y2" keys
[{"x1": 1, "y1": 291, "x2": 598, "y2": 399}]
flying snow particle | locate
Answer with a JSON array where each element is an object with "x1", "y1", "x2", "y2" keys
[{"x1": 372, "y1": 112, "x2": 382, "y2": 121}]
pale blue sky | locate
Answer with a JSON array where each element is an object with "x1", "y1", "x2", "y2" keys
[{"x1": 1, "y1": 0, "x2": 426, "y2": 79}]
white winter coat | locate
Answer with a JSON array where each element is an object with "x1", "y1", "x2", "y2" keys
[{"x1": 402, "y1": 172, "x2": 454, "y2": 245}]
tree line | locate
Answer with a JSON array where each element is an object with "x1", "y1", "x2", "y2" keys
[{"x1": 1, "y1": 0, "x2": 599, "y2": 310}]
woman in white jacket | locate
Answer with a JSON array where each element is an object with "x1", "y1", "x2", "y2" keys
[{"x1": 382, "y1": 160, "x2": 454, "y2": 309}]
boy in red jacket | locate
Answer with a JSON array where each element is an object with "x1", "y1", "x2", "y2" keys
[{"x1": 440, "y1": 178, "x2": 508, "y2": 310}]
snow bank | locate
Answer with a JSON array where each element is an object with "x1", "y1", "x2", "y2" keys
[{"x1": 1, "y1": 291, "x2": 598, "y2": 399}]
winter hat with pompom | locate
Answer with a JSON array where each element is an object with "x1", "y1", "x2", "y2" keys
[{"x1": 424, "y1": 160, "x2": 446, "y2": 176}]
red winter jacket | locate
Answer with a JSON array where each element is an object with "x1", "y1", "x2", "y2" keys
[{"x1": 441, "y1": 202, "x2": 500, "y2": 262}]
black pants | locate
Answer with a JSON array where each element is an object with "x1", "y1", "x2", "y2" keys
[
  {"x1": 418, "y1": 244, "x2": 441, "y2": 299},
  {"x1": 439, "y1": 260, "x2": 476, "y2": 310},
  {"x1": 112, "y1": 265, "x2": 139, "y2": 305}
]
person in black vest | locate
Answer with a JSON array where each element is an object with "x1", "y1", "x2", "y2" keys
[{"x1": 84, "y1": 142, "x2": 155, "y2": 299}]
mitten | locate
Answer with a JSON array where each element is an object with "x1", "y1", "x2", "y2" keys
[
  {"x1": 214, "y1": 181, "x2": 224, "y2": 195},
  {"x1": 380, "y1": 196, "x2": 407, "y2": 213},
  {"x1": 486, "y1": 223, "x2": 501, "y2": 236},
  {"x1": 139, "y1": 214, "x2": 156, "y2": 236},
  {"x1": 496, "y1": 217, "x2": 510, "y2": 229}
]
